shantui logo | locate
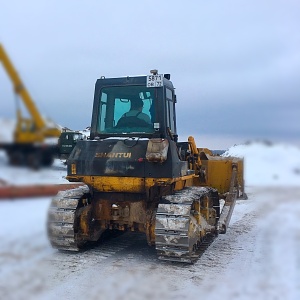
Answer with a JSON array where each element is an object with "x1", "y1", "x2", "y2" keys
[{"x1": 95, "y1": 152, "x2": 132, "y2": 158}]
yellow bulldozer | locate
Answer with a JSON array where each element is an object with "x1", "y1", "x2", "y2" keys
[{"x1": 47, "y1": 70, "x2": 245, "y2": 263}]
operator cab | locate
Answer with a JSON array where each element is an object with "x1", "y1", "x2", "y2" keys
[
  {"x1": 90, "y1": 71, "x2": 177, "y2": 141},
  {"x1": 68, "y1": 71, "x2": 189, "y2": 180}
]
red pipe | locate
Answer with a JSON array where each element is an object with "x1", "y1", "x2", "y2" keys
[{"x1": 0, "y1": 183, "x2": 85, "y2": 199}]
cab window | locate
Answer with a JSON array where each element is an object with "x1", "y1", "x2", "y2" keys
[
  {"x1": 97, "y1": 86, "x2": 155, "y2": 134},
  {"x1": 166, "y1": 87, "x2": 175, "y2": 133}
]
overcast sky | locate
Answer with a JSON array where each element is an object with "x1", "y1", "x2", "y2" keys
[{"x1": 1, "y1": 0, "x2": 299, "y2": 148}]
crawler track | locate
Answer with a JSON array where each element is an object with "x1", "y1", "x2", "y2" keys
[
  {"x1": 47, "y1": 185, "x2": 90, "y2": 251},
  {"x1": 48, "y1": 186, "x2": 223, "y2": 263},
  {"x1": 155, "y1": 187, "x2": 219, "y2": 263}
]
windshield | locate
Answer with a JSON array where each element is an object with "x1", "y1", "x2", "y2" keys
[{"x1": 97, "y1": 85, "x2": 155, "y2": 134}]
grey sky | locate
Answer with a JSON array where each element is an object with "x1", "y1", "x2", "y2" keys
[{"x1": 1, "y1": 0, "x2": 299, "y2": 148}]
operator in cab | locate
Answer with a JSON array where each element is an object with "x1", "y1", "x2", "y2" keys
[{"x1": 117, "y1": 97, "x2": 151, "y2": 127}]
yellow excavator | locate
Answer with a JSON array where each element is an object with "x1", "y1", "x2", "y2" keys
[
  {"x1": 47, "y1": 70, "x2": 246, "y2": 263},
  {"x1": 0, "y1": 43, "x2": 80, "y2": 168}
]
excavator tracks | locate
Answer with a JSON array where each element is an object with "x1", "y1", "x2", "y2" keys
[
  {"x1": 47, "y1": 185, "x2": 90, "y2": 251},
  {"x1": 155, "y1": 187, "x2": 219, "y2": 263}
]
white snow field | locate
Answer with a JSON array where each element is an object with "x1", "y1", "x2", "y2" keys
[{"x1": 0, "y1": 141, "x2": 300, "y2": 300}]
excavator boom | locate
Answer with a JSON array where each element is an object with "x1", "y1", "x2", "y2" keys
[
  {"x1": 0, "y1": 43, "x2": 65, "y2": 168},
  {"x1": 0, "y1": 43, "x2": 61, "y2": 143},
  {"x1": 0, "y1": 44, "x2": 45, "y2": 131}
]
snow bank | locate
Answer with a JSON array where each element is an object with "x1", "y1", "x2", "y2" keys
[{"x1": 223, "y1": 141, "x2": 300, "y2": 186}]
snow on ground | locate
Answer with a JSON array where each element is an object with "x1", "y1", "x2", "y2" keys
[
  {"x1": 1, "y1": 187, "x2": 299, "y2": 300},
  {"x1": 0, "y1": 140, "x2": 300, "y2": 299}
]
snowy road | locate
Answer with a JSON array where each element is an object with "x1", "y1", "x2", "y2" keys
[{"x1": 1, "y1": 186, "x2": 299, "y2": 300}]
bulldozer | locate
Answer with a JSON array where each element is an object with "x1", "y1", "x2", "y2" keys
[{"x1": 47, "y1": 70, "x2": 245, "y2": 263}]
